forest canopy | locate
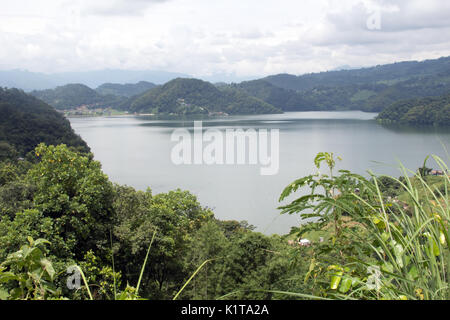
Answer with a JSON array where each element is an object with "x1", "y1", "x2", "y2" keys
[
  {"x1": 0, "y1": 87, "x2": 89, "y2": 157},
  {"x1": 376, "y1": 93, "x2": 450, "y2": 126}
]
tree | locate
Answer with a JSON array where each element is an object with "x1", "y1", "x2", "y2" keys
[
  {"x1": 182, "y1": 220, "x2": 229, "y2": 299},
  {"x1": 0, "y1": 142, "x2": 17, "y2": 162},
  {"x1": 27, "y1": 144, "x2": 114, "y2": 260},
  {"x1": 112, "y1": 186, "x2": 213, "y2": 299}
]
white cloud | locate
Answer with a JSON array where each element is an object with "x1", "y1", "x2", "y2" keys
[
  {"x1": 83, "y1": 0, "x2": 171, "y2": 16},
  {"x1": 0, "y1": 0, "x2": 449, "y2": 79}
]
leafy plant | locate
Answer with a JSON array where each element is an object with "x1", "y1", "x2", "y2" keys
[
  {"x1": 0, "y1": 237, "x2": 60, "y2": 300},
  {"x1": 279, "y1": 153, "x2": 449, "y2": 300}
]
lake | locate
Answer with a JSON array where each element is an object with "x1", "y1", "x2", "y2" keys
[{"x1": 69, "y1": 111, "x2": 450, "y2": 235}]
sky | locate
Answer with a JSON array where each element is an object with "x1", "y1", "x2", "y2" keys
[{"x1": 1, "y1": 0, "x2": 450, "y2": 80}]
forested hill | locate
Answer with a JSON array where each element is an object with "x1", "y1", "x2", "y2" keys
[
  {"x1": 264, "y1": 56, "x2": 450, "y2": 92},
  {"x1": 246, "y1": 56, "x2": 450, "y2": 112},
  {"x1": 30, "y1": 83, "x2": 125, "y2": 110},
  {"x1": 0, "y1": 87, "x2": 89, "y2": 157},
  {"x1": 126, "y1": 78, "x2": 282, "y2": 115},
  {"x1": 96, "y1": 81, "x2": 156, "y2": 97},
  {"x1": 229, "y1": 80, "x2": 313, "y2": 111},
  {"x1": 376, "y1": 93, "x2": 450, "y2": 126}
]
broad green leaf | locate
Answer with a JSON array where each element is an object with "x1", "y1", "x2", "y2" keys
[
  {"x1": 0, "y1": 288, "x2": 9, "y2": 300},
  {"x1": 339, "y1": 277, "x2": 353, "y2": 293},
  {"x1": 328, "y1": 265, "x2": 344, "y2": 290},
  {"x1": 407, "y1": 265, "x2": 419, "y2": 280},
  {"x1": 381, "y1": 262, "x2": 394, "y2": 273},
  {"x1": 330, "y1": 273, "x2": 343, "y2": 290},
  {"x1": 40, "y1": 258, "x2": 56, "y2": 281},
  {"x1": 0, "y1": 272, "x2": 18, "y2": 283},
  {"x1": 34, "y1": 239, "x2": 51, "y2": 247}
]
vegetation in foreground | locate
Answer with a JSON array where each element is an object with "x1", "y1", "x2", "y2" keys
[
  {"x1": 0, "y1": 144, "x2": 306, "y2": 300},
  {"x1": 0, "y1": 144, "x2": 448, "y2": 300},
  {"x1": 278, "y1": 152, "x2": 449, "y2": 300}
]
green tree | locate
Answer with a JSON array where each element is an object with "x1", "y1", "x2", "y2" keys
[
  {"x1": 0, "y1": 142, "x2": 17, "y2": 162},
  {"x1": 182, "y1": 220, "x2": 229, "y2": 299},
  {"x1": 27, "y1": 144, "x2": 114, "y2": 260}
]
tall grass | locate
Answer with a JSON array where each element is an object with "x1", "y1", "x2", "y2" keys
[
  {"x1": 277, "y1": 154, "x2": 449, "y2": 300},
  {"x1": 350, "y1": 155, "x2": 449, "y2": 299}
]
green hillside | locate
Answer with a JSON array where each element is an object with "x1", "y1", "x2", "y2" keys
[
  {"x1": 96, "y1": 81, "x2": 156, "y2": 97},
  {"x1": 230, "y1": 80, "x2": 312, "y2": 111},
  {"x1": 0, "y1": 87, "x2": 89, "y2": 156},
  {"x1": 255, "y1": 56, "x2": 450, "y2": 113},
  {"x1": 30, "y1": 83, "x2": 125, "y2": 110},
  {"x1": 127, "y1": 78, "x2": 281, "y2": 115},
  {"x1": 376, "y1": 93, "x2": 450, "y2": 126}
]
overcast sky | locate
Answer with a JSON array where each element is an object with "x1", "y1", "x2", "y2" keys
[{"x1": 1, "y1": 0, "x2": 450, "y2": 79}]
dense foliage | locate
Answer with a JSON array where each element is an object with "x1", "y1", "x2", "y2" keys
[
  {"x1": 0, "y1": 88, "x2": 89, "y2": 156},
  {"x1": 96, "y1": 81, "x2": 156, "y2": 98},
  {"x1": 376, "y1": 93, "x2": 450, "y2": 126},
  {"x1": 278, "y1": 152, "x2": 449, "y2": 300},
  {"x1": 1, "y1": 145, "x2": 447, "y2": 300},
  {"x1": 0, "y1": 144, "x2": 309, "y2": 300},
  {"x1": 30, "y1": 84, "x2": 125, "y2": 110},
  {"x1": 230, "y1": 80, "x2": 313, "y2": 111},
  {"x1": 126, "y1": 78, "x2": 282, "y2": 115},
  {"x1": 236, "y1": 75, "x2": 450, "y2": 113}
]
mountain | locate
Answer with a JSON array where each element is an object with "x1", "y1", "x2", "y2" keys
[
  {"x1": 96, "y1": 81, "x2": 156, "y2": 97},
  {"x1": 264, "y1": 56, "x2": 450, "y2": 92},
  {"x1": 264, "y1": 75, "x2": 450, "y2": 112},
  {"x1": 251, "y1": 56, "x2": 450, "y2": 112},
  {"x1": 376, "y1": 93, "x2": 450, "y2": 126},
  {"x1": 30, "y1": 84, "x2": 125, "y2": 110},
  {"x1": 229, "y1": 80, "x2": 313, "y2": 111},
  {"x1": 0, "y1": 87, "x2": 89, "y2": 156},
  {"x1": 4, "y1": 56, "x2": 450, "y2": 114},
  {"x1": 126, "y1": 78, "x2": 281, "y2": 115},
  {"x1": 0, "y1": 69, "x2": 189, "y2": 91}
]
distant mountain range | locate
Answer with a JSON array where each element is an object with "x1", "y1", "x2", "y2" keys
[
  {"x1": 0, "y1": 69, "x2": 188, "y2": 91},
  {"x1": 5, "y1": 56, "x2": 450, "y2": 118},
  {"x1": 263, "y1": 56, "x2": 450, "y2": 92},
  {"x1": 238, "y1": 56, "x2": 450, "y2": 112}
]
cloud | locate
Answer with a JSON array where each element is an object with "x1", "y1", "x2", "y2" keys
[
  {"x1": 0, "y1": 0, "x2": 450, "y2": 79},
  {"x1": 325, "y1": 0, "x2": 450, "y2": 33},
  {"x1": 231, "y1": 30, "x2": 274, "y2": 40},
  {"x1": 84, "y1": 0, "x2": 171, "y2": 16}
]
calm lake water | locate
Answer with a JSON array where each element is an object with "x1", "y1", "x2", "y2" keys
[{"x1": 69, "y1": 112, "x2": 450, "y2": 235}]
